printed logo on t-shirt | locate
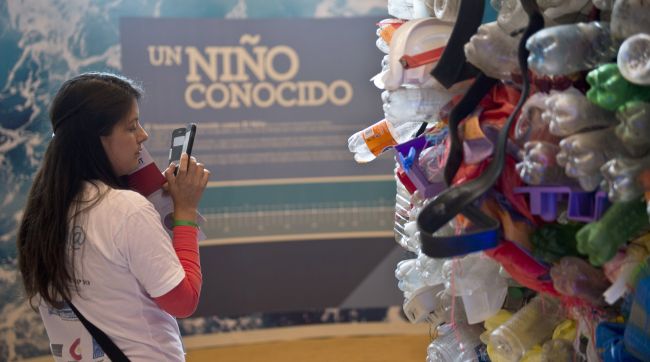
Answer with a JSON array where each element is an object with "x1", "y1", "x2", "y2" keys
[
  {"x1": 47, "y1": 302, "x2": 78, "y2": 321},
  {"x1": 92, "y1": 337, "x2": 105, "y2": 359},
  {"x1": 50, "y1": 343, "x2": 63, "y2": 357},
  {"x1": 71, "y1": 225, "x2": 87, "y2": 250},
  {"x1": 69, "y1": 337, "x2": 82, "y2": 361}
]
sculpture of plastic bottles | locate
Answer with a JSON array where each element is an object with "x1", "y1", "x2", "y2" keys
[
  {"x1": 348, "y1": 119, "x2": 421, "y2": 163},
  {"x1": 464, "y1": 22, "x2": 522, "y2": 80},
  {"x1": 576, "y1": 199, "x2": 649, "y2": 266},
  {"x1": 489, "y1": 295, "x2": 565, "y2": 362},
  {"x1": 542, "y1": 87, "x2": 617, "y2": 137},
  {"x1": 432, "y1": 0, "x2": 460, "y2": 21},
  {"x1": 600, "y1": 155, "x2": 650, "y2": 202},
  {"x1": 556, "y1": 127, "x2": 626, "y2": 191},
  {"x1": 526, "y1": 22, "x2": 617, "y2": 76},
  {"x1": 615, "y1": 101, "x2": 650, "y2": 157},
  {"x1": 610, "y1": 0, "x2": 650, "y2": 40},
  {"x1": 382, "y1": 87, "x2": 454, "y2": 124},
  {"x1": 617, "y1": 33, "x2": 650, "y2": 86},
  {"x1": 586, "y1": 63, "x2": 650, "y2": 112},
  {"x1": 550, "y1": 256, "x2": 611, "y2": 305}
]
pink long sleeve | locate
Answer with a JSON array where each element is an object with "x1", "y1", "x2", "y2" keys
[{"x1": 153, "y1": 225, "x2": 202, "y2": 318}]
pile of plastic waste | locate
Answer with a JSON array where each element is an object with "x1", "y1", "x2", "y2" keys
[{"x1": 348, "y1": 0, "x2": 650, "y2": 361}]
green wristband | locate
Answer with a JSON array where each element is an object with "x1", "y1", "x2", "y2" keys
[{"x1": 173, "y1": 219, "x2": 199, "y2": 228}]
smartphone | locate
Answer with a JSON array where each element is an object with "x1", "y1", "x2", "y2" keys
[{"x1": 168, "y1": 123, "x2": 197, "y2": 174}]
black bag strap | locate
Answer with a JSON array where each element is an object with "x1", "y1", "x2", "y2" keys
[
  {"x1": 67, "y1": 301, "x2": 131, "y2": 362},
  {"x1": 430, "y1": 0, "x2": 485, "y2": 88},
  {"x1": 417, "y1": 0, "x2": 545, "y2": 259}
]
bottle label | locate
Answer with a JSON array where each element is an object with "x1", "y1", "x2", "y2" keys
[{"x1": 362, "y1": 120, "x2": 397, "y2": 156}]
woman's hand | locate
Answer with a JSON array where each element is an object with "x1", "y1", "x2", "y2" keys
[{"x1": 163, "y1": 153, "x2": 210, "y2": 222}]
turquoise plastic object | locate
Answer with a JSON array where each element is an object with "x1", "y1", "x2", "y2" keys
[
  {"x1": 576, "y1": 200, "x2": 649, "y2": 266},
  {"x1": 624, "y1": 276, "x2": 650, "y2": 360}
]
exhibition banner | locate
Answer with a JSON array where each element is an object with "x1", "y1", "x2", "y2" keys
[{"x1": 120, "y1": 17, "x2": 402, "y2": 316}]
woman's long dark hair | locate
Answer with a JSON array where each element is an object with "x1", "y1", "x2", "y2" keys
[{"x1": 17, "y1": 72, "x2": 143, "y2": 309}]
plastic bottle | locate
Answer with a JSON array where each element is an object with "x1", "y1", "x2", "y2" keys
[
  {"x1": 382, "y1": 87, "x2": 453, "y2": 124},
  {"x1": 526, "y1": 22, "x2": 617, "y2": 76},
  {"x1": 464, "y1": 21, "x2": 521, "y2": 80},
  {"x1": 395, "y1": 258, "x2": 426, "y2": 299},
  {"x1": 433, "y1": 0, "x2": 460, "y2": 21},
  {"x1": 618, "y1": 33, "x2": 650, "y2": 86},
  {"x1": 542, "y1": 87, "x2": 617, "y2": 137},
  {"x1": 549, "y1": 256, "x2": 610, "y2": 305},
  {"x1": 615, "y1": 101, "x2": 650, "y2": 157},
  {"x1": 427, "y1": 322, "x2": 488, "y2": 362},
  {"x1": 611, "y1": 0, "x2": 650, "y2": 40},
  {"x1": 489, "y1": 295, "x2": 565, "y2": 362},
  {"x1": 348, "y1": 119, "x2": 421, "y2": 163},
  {"x1": 442, "y1": 253, "x2": 508, "y2": 325}
]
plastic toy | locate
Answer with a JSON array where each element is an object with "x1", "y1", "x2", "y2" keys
[
  {"x1": 576, "y1": 199, "x2": 649, "y2": 266},
  {"x1": 586, "y1": 63, "x2": 650, "y2": 112}
]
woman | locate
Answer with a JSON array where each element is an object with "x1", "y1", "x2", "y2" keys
[{"x1": 17, "y1": 72, "x2": 209, "y2": 361}]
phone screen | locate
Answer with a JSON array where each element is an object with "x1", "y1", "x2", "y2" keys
[{"x1": 168, "y1": 128, "x2": 187, "y2": 166}]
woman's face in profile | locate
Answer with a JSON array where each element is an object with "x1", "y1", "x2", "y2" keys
[{"x1": 100, "y1": 100, "x2": 149, "y2": 176}]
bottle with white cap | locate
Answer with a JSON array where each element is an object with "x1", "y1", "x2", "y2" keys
[{"x1": 348, "y1": 119, "x2": 421, "y2": 163}]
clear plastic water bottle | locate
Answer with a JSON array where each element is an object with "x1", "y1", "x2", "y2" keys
[
  {"x1": 526, "y1": 21, "x2": 617, "y2": 76},
  {"x1": 427, "y1": 322, "x2": 488, "y2": 362},
  {"x1": 348, "y1": 119, "x2": 421, "y2": 163},
  {"x1": 489, "y1": 295, "x2": 565, "y2": 362},
  {"x1": 618, "y1": 33, "x2": 650, "y2": 86},
  {"x1": 382, "y1": 87, "x2": 454, "y2": 124},
  {"x1": 395, "y1": 258, "x2": 426, "y2": 298}
]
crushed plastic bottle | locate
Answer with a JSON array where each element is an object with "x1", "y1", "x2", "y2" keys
[{"x1": 348, "y1": 119, "x2": 421, "y2": 163}]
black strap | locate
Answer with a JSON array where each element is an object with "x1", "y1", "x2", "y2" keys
[
  {"x1": 68, "y1": 301, "x2": 130, "y2": 362},
  {"x1": 430, "y1": 0, "x2": 485, "y2": 88},
  {"x1": 417, "y1": 0, "x2": 545, "y2": 259}
]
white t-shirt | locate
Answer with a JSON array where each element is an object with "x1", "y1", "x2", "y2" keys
[{"x1": 39, "y1": 181, "x2": 186, "y2": 361}]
